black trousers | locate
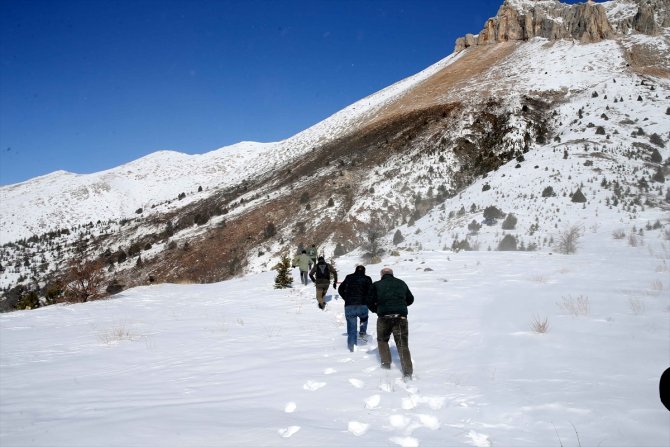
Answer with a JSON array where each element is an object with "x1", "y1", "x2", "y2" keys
[{"x1": 376, "y1": 315, "x2": 413, "y2": 376}]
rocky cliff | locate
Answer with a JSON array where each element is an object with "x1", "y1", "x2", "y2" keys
[{"x1": 454, "y1": 0, "x2": 668, "y2": 52}]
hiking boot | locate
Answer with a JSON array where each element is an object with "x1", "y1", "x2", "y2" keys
[
  {"x1": 318, "y1": 302, "x2": 325, "y2": 310},
  {"x1": 381, "y1": 363, "x2": 391, "y2": 370},
  {"x1": 403, "y1": 374, "x2": 413, "y2": 382},
  {"x1": 348, "y1": 345, "x2": 355, "y2": 352}
]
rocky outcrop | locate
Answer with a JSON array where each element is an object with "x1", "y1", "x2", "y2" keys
[{"x1": 454, "y1": 0, "x2": 665, "y2": 52}]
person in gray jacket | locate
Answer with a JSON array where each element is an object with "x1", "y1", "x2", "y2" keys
[{"x1": 292, "y1": 250, "x2": 311, "y2": 285}]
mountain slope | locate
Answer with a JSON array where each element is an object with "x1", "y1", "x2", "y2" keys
[{"x1": 1, "y1": 0, "x2": 669, "y2": 307}]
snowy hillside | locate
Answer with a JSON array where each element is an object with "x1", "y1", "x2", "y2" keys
[
  {"x1": 1, "y1": 232, "x2": 668, "y2": 446},
  {"x1": 0, "y1": 51, "x2": 464, "y2": 245},
  {"x1": 1, "y1": 0, "x2": 669, "y2": 308}
]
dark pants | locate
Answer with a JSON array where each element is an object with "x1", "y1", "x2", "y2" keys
[
  {"x1": 315, "y1": 285, "x2": 328, "y2": 306},
  {"x1": 377, "y1": 316, "x2": 413, "y2": 376},
  {"x1": 300, "y1": 270, "x2": 309, "y2": 285}
]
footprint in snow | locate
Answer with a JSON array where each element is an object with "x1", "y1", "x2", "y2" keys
[
  {"x1": 348, "y1": 378, "x2": 364, "y2": 388},
  {"x1": 466, "y1": 430, "x2": 491, "y2": 447},
  {"x1": 347, "y1": 421, "x2": 369, "y2": 436},
  {"x1": 363, "y1": 366, "x2": 377, "y2": 373},
  {"x1": 389, "y1": 435, "x2": 419, "y2": 447},
  {"x1": 323, "y1": 368, "x2": 337, "y2": 375},
  {"x1": 364, "y1": 394, "x2": 381, "y2": 409},
  {"x1": 278, "y1": 425, "x2": 300, "y2": 438},
  {"x1": 417, "y1": 414, "x2": 440, "y2": 430},
  {"x1": 284, "y1": 402, "x2": 297, "y2": 413},
  {"x1": 379, "y1": 382, "x2": 394, "y2": 393},
  {"x1": 401, "y1": 394, "x2": 420, "y2": 410},
  {"x1": 424, "y1": 396, "x2": 446, "y2": 410},
  {"x1": 303, "y1": 380, "x2": 326, "y2": 391},
  {"x1": 389, "y1": 414, "x2": 410, "y2": 429}
]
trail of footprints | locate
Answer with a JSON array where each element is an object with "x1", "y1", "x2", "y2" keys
[{"x1": 278, "y1": 331, "x2": 446, "y2": 446}]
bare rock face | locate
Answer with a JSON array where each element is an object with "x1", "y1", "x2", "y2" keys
[
  {"x1": 454, "y1": 0, "x2": 665, "y2": 52},
  {"x1": 632, "y1": 3, "x2": 659, "y2": 34}
]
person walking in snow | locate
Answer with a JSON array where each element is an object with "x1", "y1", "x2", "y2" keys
[
  {"x1": 338, "y1": 265, "x2": 372, "y2": 352},
  {"x1": 307, "y1": 244, "x2": 318, "y2": 270},
  {"x1": 292, "y1": 250, "x2": 311, "y2": 286},
  {"x1": 367, "y1": 267, "x2": 414, "y2": 380},
  {"x1": 309, "y1": 256, "x2": 337, "y2": 310}
]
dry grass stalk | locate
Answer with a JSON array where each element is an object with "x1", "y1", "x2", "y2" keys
[
  {"x1": 558, "y1": 295, "x2": 590, "y2": 317},
  {"x1": 530, "y1": 314, "x2": 550, "y2": 333}
]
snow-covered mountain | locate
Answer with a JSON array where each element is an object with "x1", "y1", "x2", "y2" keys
[{"x1": 1, "y1": 0, "x2": 669, "y2": 308}]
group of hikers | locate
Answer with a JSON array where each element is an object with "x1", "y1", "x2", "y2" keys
[{"x1": 292, "y1": 246, "x2": 415, "y2": 381}]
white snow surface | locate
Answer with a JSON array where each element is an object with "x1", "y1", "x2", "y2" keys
[{"x1": 2, "y1": 229, "x2": 669, "y2": 446}]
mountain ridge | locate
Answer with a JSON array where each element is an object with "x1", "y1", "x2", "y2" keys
[{"x1": 1, "y1": 0, "x2": 668, "y2": 309}]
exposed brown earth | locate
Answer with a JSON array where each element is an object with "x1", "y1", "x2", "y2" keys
[{"x1": 369, "y1": 43, "x2": 518, "y2": 125}]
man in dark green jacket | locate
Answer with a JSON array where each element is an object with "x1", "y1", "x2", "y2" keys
[{"x1": 367, "y1": 267, "x2": 414, "y2": 380}]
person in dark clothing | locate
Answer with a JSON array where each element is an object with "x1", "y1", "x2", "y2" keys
[
  {"x1": 367, "y1": 266, "x2": 414, "y2": 380},
  {"x1": 337, "y1": 265, "x2": 373, "y2": 352},
  {"x1": 309, "y1": 256, "x2": 337, "y2": 310}
]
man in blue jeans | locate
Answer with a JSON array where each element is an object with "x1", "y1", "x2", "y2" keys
[{"x1": 337, "y1": 265, "x2": 372, "y2": 352}]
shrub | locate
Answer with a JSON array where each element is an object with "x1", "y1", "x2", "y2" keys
[
  {"x1": 468, "y1": 220, "x2": 482, "y2": 233},
  {"x1": 16, "y1": 291, "x2": 40, "y2": 310},
  {"x1": 558, "y1": 295, "x2": 590, "y2": 316},
  {"x1": 612, "y1": 229, "x2": 626, "y2": 239},
  {"x1": 530, "y1": 314, "x2": 550, "y2": 333},
  {"x1": 299, "y1": 192, "x2": 309, "y2": 204},
  {"x1": 452, "y1": 238, "x2": 471, "y2": 252},
  {"x1": 392, "y1": 229, "x2": 404, "y2": 245},
  {"x1": 194, "y1": 212, "x2": 210, "y2": 226},
  {"x1": 264, "y1": 222, "x2": 277, "y2": 238},
  {"x1": 649, "y1": 133, "x2": 665, "y2": 148},
  {"x1": 650, "y1": 148, "x2": 662, "y2": 163},
  {"x1": 542, "y1": 186, "x2": 555, "y2": 197},
  {"x1": 497, "y1": 234, "x2": 517, "y2": 251},
  {"x1": 483, "y1": 205, "x2": 505, "y2": 223},
  {"x1": 502, "y1": 213, "x2": 517, "y2": 230},
  {"x1": 652, "y1": 168, "x2": 665, "y2": 183},
  {"x1": 334, "y1": 243, "x2": 346, "y2": 257},
  {"x1": 364, "y1": 219, "x2": 386, "y2": 259},
  {"x1": 595, "y1": 126, "x2": 605, "y2": 135},
  {"x1": 556, "y1": 225, "x2": 582, "y2": 254},
  {"x1": 327, "y1": 197, "x2": 334, "y2": 207},
  {"x1": 64, "y1": 259, "x2": 105, "y2": 303},
  {"x1": 106, "y1": 280, "x2": 124, "y2": 295}
]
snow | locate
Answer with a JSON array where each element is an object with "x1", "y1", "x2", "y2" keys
[{"x1": 2, "y1": 229, "x2": 669, "y2": 446}]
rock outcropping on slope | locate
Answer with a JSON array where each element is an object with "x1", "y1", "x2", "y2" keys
[{"x1": 454, "y1": 0, "x2": 666, "y2": 52}]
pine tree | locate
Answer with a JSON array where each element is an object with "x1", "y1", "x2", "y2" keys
[
  {"x1": 273, "y1": 253, "x2": 293, "y2": 289},
  {"x1": 393, "y1": 229, "x2": 404, "y2": 245},
  {"x1": 571, "y1": 189, "x2": 587, "y2": 203},
  {"x1": 502, "y1": 213, "x2": 518, "y2": 230}
]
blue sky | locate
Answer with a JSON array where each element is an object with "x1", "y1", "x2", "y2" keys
[{"x1": 1, "y1": 0, "x2": 589, "y2": 185}]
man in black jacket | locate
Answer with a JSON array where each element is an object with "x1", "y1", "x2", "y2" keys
[
  {"x1": 337, "y1": 265, "x2": 372, "y2": 352},
  {"x1": 309, "y1": 256, "x2": 337, "y2": 310},
  {"x1": 367, "y1": 267, "x2": 414, "y2": 380}
]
